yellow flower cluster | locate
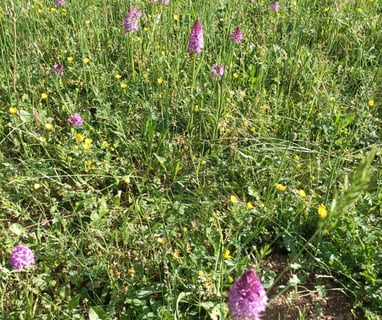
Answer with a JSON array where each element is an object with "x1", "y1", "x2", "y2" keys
[{"x1": 318, "y1": 204, "x2": 328, "y2": 219}]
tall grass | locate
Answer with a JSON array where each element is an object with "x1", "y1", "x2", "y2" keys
[{"x1": 0, "y1": 0, "x2": 381, "y2": 319}]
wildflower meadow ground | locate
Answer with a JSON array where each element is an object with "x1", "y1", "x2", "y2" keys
[{"x1": 0, "y1": 0, "x2": 381, "y2": 319}]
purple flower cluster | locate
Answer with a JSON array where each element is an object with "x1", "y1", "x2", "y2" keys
[
  {"x1": 228, "y1": 269, "x2": 268, "y2": 320},
  {"x1": 123, "y1": 8, "x2": 142, "y2": 33},
  {"x1": 67, "y1": 113, "x2": 83, "y2": 127},
  {"x1": 52, "y1": 63, "x2": 64, "y2": 76},
  {"x1": 188, "y1": 19, "x2": 204, "y2": 55},
  {"x1": 54, "y1": 0, "x2": 65, "y2": 7},
  {"x1": 271, "y1": 1, "x2": 280, "y2": 12},
  {"x1": 211, "y1": 63, "x2": 225, "y2": 79},
  {"x1": 9, "y1": 245, "x2": 35, "y2": 271},
  {"x1": 230, "y1": 26, "x2": 243, "y2": 44}
]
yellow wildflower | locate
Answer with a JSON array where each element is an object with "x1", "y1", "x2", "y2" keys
[
  {"x1": 173, "y1": 13, "x2": 179, "y2": 21},
  {"x1": 157, "y1": 77, "x2": 163, "y2": 85},
  {"x1": 120, "y1": 83, "x2": 128, "y2": 89},
  {"x1": 223, "y1": 249, "x2": 232, "y2": 260},
  {"x1": 45, "y1": 123, "x2": 53, "y2": 130},
  {"x1": 230, "y1": 195, "x2": 239, "y2": 204},
  {"x1": 173, "y1": 250, "x2": 180, "y2": 259},
  {"x1": 318, "y1": 204, "x2": 328, "y2": 219},
  {"x1": 157, "y1": 237, "x2": 166, "y2": 245},
  {"x1": 33, "y1": 183, "x2": 41, "y2": 190},
  {"x1": 298, "y1": 189, "x2": 307, "y2": 198},
  {"x1": 83, "y1": 138, "x2": 92, "y2": 150},
  {"x1": 9, "y1": 107, "x2": 18, "y2": 114},
  {"x1": 75, "y1": 133, "x2": 85, "y2": 142},
  {"x1": 247, "y1": 202, "x2": 254, "y2": 209},
  {"x1": 67, "y1": 56, "x2": 74, "y2": 63},
  {"x1": 129, "y1": 266, "x2": 135, "y2": 277},
  {"x1": 83, "y1": 57, "x2": 90, "y2": 64},
  {"x1": 115, "y1": 74, "x2": 122, "y2": 80},
  {"x1": 193, "y1": 105, "x2": 199, "y2": 112},
  {"x1": 233, "y1": 72, "x2": 239, "y2": 79},
  {"x1": 276, "y1": 184, "x2": 287, "y2": 191},
  {"x1": 368, "y1": 99, "x2": 375, "y2": 107},
  {"x1": 85, "y1": 19, "x2": 91, "y2": 25},
  {"x1": 41, "y1": 93, "x2": 48, "y2": 99},
  {"x1": 122, "y1": 176, "x2": 131, "y2": 185}
]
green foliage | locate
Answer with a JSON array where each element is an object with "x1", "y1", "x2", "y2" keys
[{"x1": 0, "y1": 0, "x2": 381, "y2": 318}]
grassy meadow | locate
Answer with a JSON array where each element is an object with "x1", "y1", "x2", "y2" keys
[{"x1": 0, "y1": 0, "x2": 381, "y2": 319}]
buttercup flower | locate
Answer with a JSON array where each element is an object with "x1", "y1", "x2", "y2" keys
[
  {"x1": 228, "y1": 269, "x2": 268, "y2": 320},
  {"x1": 230, "y1": 195, "x2": 239, "y2": 204},
  {"x1": 188, "y1": 19, "x2": 204, "y2": 54},
  {"x1": 230, "y1": 26, "x2": 243, "y2": 44},
  {"x1": 10, "y1": 245, "x2": 35, "y2": 270},
  {"x1": 271, "y1": 1, "x2": 279, "y2": 12},
  {"x1": 52, "y1": 63, "x2": 64, "y2": 76},
  {"x1": 67, "y1": 113, "x2": 83, "y2": 127},
  {"x1": 124, "y1": 8, "x2": 142, "y2": 33},
  {"x1": 9, "y1": 107, "x2": 18, "y2": 114},
  {"x1": 75, "y1": 133, "x2": 85, "y2": 142},
  {"x1": 223, "y1": 249, "x2": 233, "y2": 260},
  {"x1": 211, "y1": 63, "x2": 225, "y2": 79},
  {"x1": 318, "y1": 204, "x2": 328, "y2": 219},
  {"x1": 54, "y1": 0, "x2": 65, "y2": 7},
  {"x1": 83, "y1": 138, "x2": 93, "y2": 150},
  {"x1": 298, "y1": 189, "x2": 306, "y2": 198},
  {"x1": 276, "y1": 183, "x2": 287, "y2": 191}
]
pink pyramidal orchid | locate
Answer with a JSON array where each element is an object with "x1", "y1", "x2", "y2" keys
[
  {"x1": 228, "y1": 268, "x2": 268, "y2": 320},
  {"x1": 230, "y1": 26, "x2": 243, "y2": 44},
  {"x1": 10, "y1": 245, "x2": 35, "y2": 271},
  {"x1": 124, "y1": 8, "x2": 142, "y2": 33},
  {"x1": 188, "y1": 19, "x2": 204, "y2": 54}
]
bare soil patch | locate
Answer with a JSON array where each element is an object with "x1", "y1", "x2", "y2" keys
[{"x1": 265, "y1": 253, "x2": 365, "y2": 320}]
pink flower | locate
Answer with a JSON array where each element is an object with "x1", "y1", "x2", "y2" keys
[
  {"x1": 228, "y1": 269, "x2": 268, "y2": 320},
  {"x1": 52, "y1": 63, "x2": 64, "y2": 76},
  {"x1": 188, "y1": 19, "x2": 204, "y2": 54},
  {"x1": 54, "y1": 0, "x2": 65, "y2": 6},
  {"x1": 271, "y1": 1, "x2": 279, "y2": 12},
  {"x1": 211, "y1": 63, "x2": 225, "y2": 79},
  {"x1": 67, "y1": 113, "x2": 83, "y2": 127},
  {"x1": 230, "y1": 26, "x2": 243, "y2": 44},
  {"x1": 10, "y1": 245, "x2": 35, "y2": 271},
  {"x1": 124, "y1": 8, "x2": 142, "y2": 33}
]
